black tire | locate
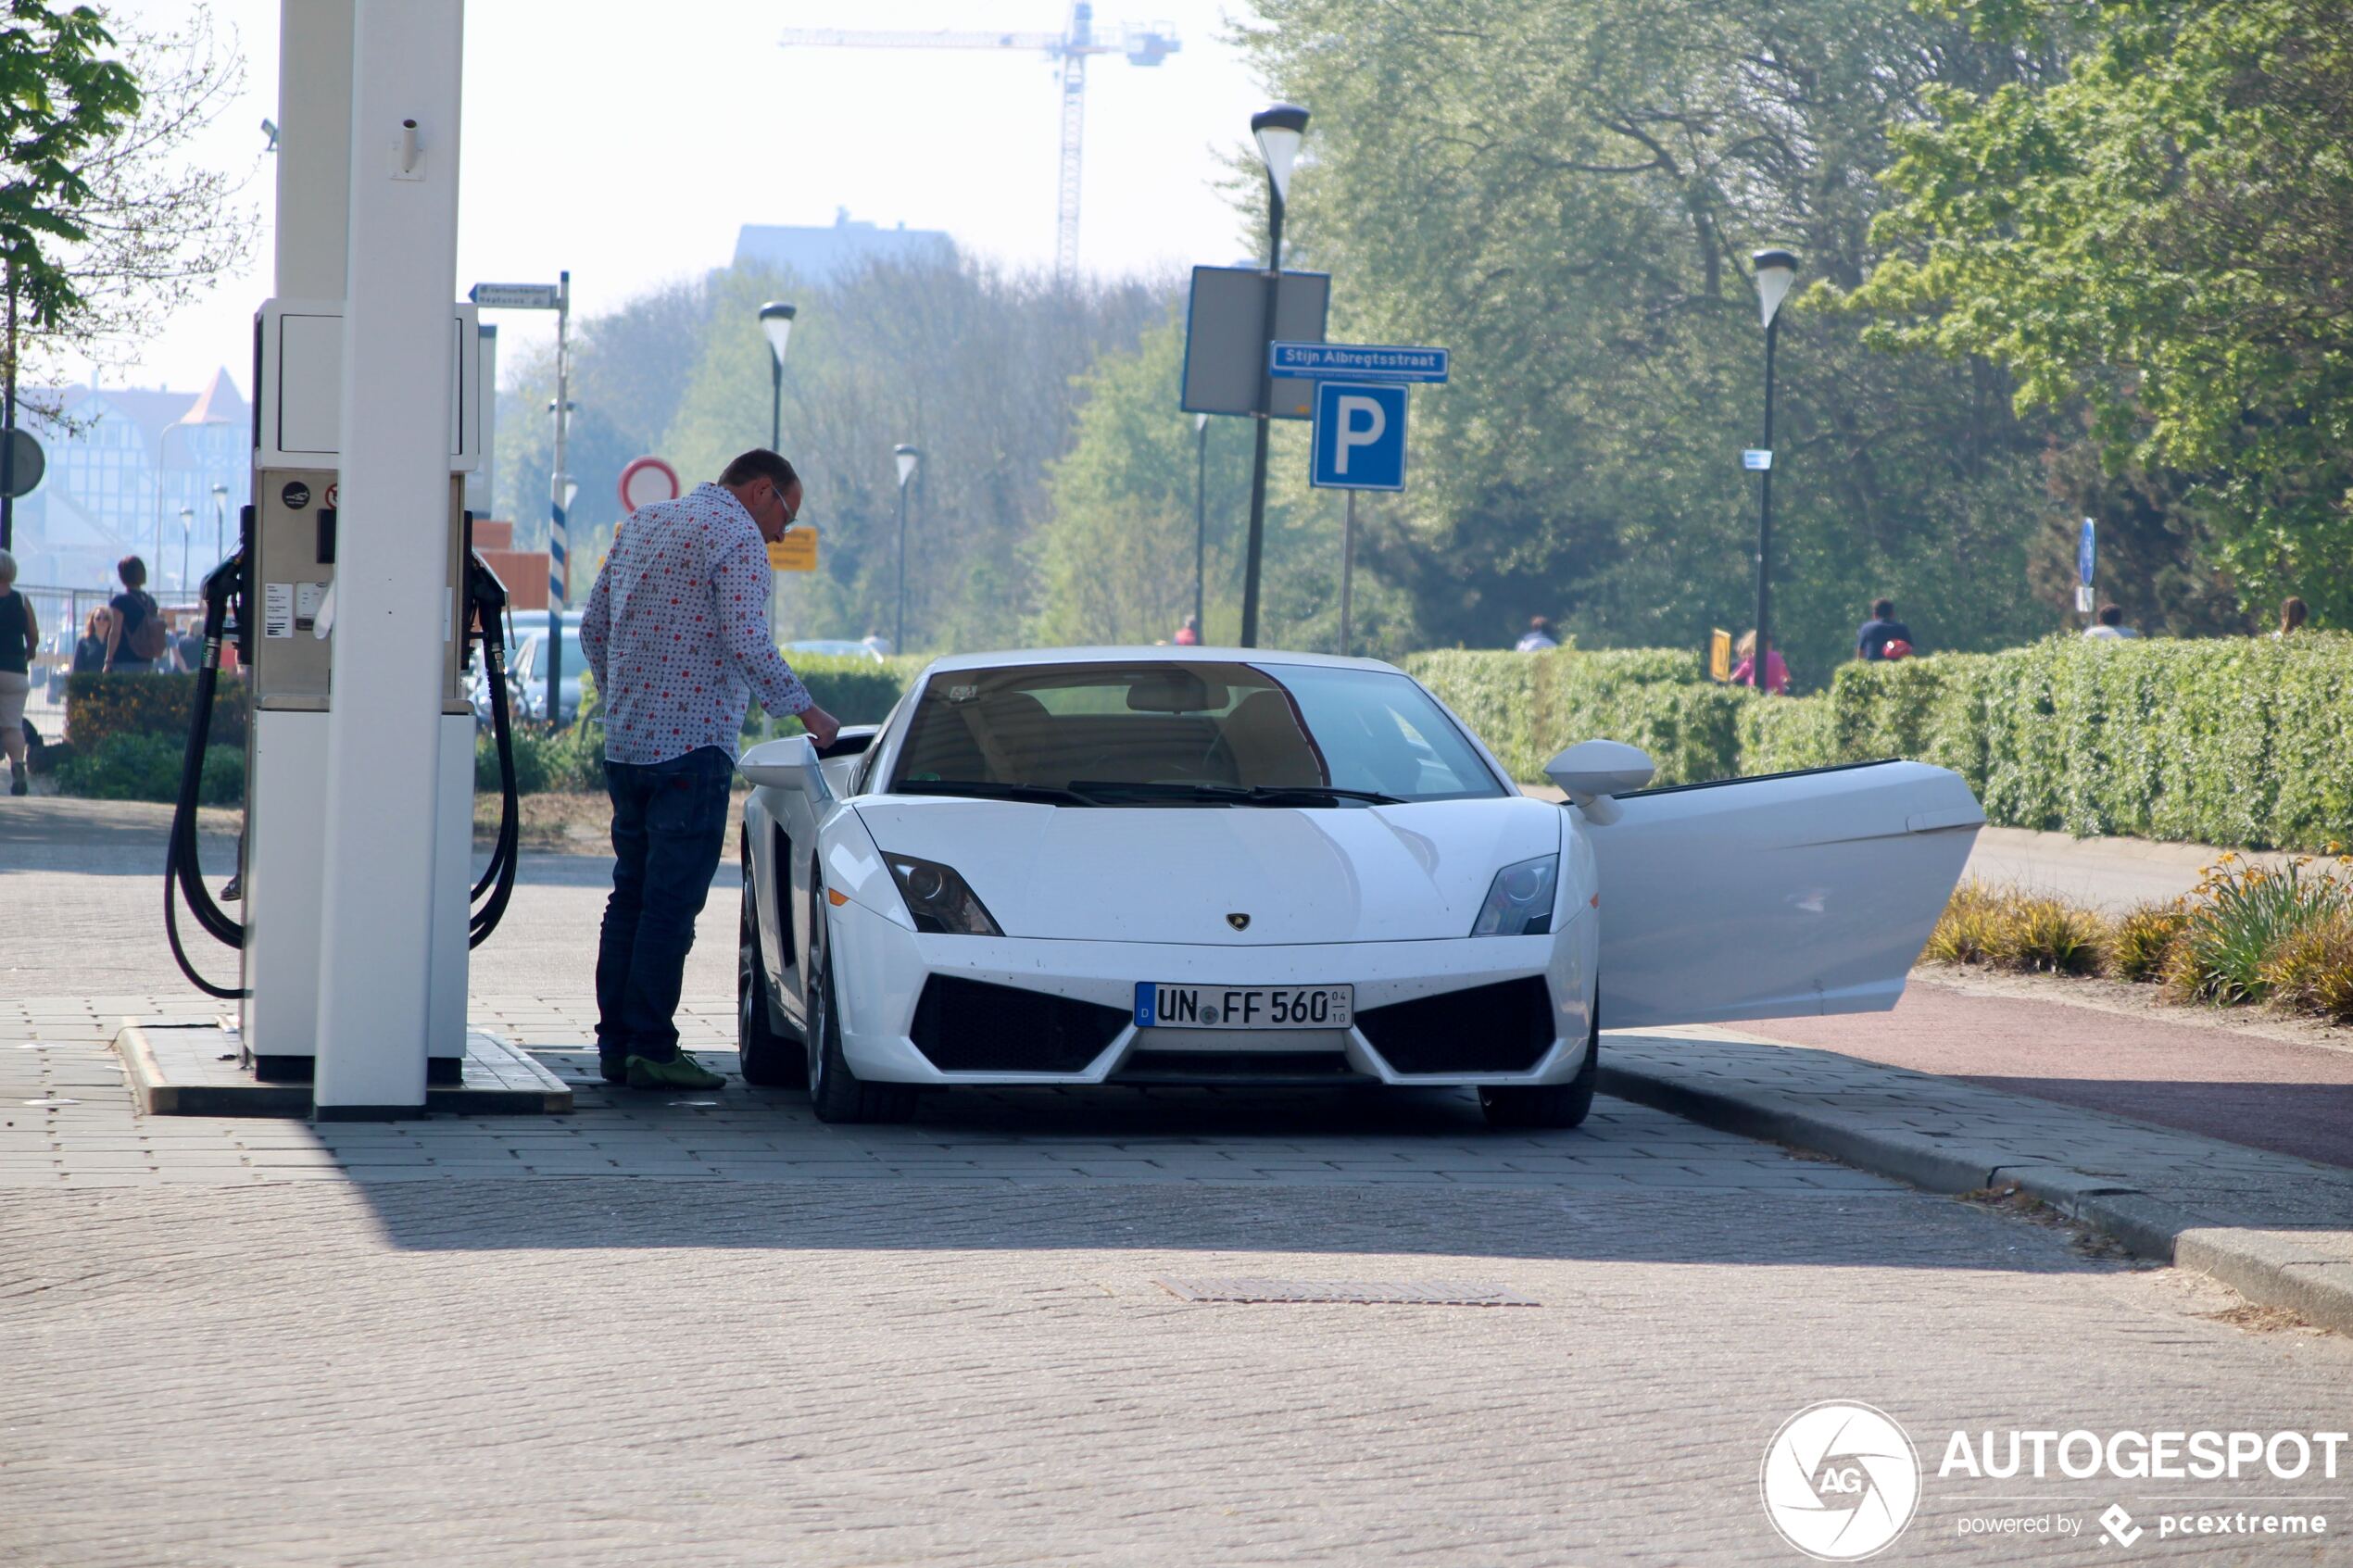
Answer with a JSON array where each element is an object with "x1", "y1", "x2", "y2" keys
[
  {"x1": 1479, "y1": 987, "x2": 1599, "y2": 1131},
  {"x1": 805, "y1": 872, "x2": 919, "y2": 1124},
  {"x1": 736, "y1": 835, "x2": 806, "y2": 1087}
]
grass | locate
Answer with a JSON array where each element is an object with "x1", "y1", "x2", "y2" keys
[{"x1": 1920, "y1": 857, "x2": 2353, "y2": 1031}]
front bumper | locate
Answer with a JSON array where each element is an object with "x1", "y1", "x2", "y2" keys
[{"x1": 824, "y1": 897, "x2": 1598, "y2": 1087}]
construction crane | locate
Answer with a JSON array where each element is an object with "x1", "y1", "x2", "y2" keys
[{"x1": 778, "y1": 4, "x2": 1180, "y2": 283}]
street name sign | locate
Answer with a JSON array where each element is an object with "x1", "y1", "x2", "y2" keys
[
  {"x1": 1743, "y1": 448, "x2": 1774, "y2": 470},
  {"x1": 469, "y1": 282, "x2": 561, "y2": 310},
  {"x1": 1310, "y1": 382, "x2": 1409, "y2": 492},
  {"x1": 1270, "y1": 342, "x2": 1449, "y2": 383}
]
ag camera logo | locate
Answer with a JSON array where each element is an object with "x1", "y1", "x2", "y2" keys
[{"x1": 1762, "y1": 1401, "x2": 1922, "y2": 1561}]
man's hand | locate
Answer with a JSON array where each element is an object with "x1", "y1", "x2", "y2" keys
[{"x1": 799, "y1": 704, "x2": 842, "y2": 749}]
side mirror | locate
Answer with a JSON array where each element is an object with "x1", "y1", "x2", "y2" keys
[
  {"x1": 1543, "y1": 739, "x2": 1655, "y2": 826},
  {"x1": 738, "y1": 734, "x2": 831, "y2": 797}
]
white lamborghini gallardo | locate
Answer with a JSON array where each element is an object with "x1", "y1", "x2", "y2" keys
[{"x1": 736, "y1": 649, "x2": 1982, "y2": 1125}]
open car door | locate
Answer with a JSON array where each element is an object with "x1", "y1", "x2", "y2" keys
[{"x1": 1584, "y1": 759, "x2": 1982, "y2": 1028}]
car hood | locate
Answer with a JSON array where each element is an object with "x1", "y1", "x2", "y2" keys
[{"x1": 849, "y1": 795, "x2": 1563, "y2": 943}]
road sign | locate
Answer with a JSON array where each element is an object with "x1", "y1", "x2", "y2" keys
[
  {"x1": 1270, "y1": 342, "x2": 1449, "y2": 383},
  {"x1": 767, "y1": 527, "x2": 819, "y2": 572},
  {"x1": 618, "y1": 456, "x2": 680, "y2": 513},
  {"x1": 2078, "y1": 517, "x2": 2095, "y2": 586},
  {"x1": 1180, "y1": 265, "x2": 1331, "y2": 420},
  {"x1": 469, "y1": 282, "x2": 561, "y2": 310},
  {"x1": 1743, "y1": 448, "x2": 1773, "y2": 470},
  {"x1": 0, "y1": 428, "x2": 44, "y2": 498},
  {"x1": 1310, "y1": 382, "x2": 1408, "y2": 492}
]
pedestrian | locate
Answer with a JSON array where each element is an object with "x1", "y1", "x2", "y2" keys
[
  {"x1": 1729, "y1": 630, "x2": 1791, "y2": 693},
  {"x1": 2082, "y1": 603, "x2": 2138, "y2": 641},
  {"x1": 102, "y1": 555, "x2": 166, "y2": 673},
  {"x1": 2275, "y1": 596, "x2": 2309, "y2": 639},
  {"x1": 1856, "y1": 597, "x2": 1913, "y2": 661},
  {"x1": 580, "y1": 449, "x2": 841, "y2": 1090},
  {"x1": 1174, "y1": 613, "x2": 1202, "y2": 647},
  {"x1": 0, "y1": 549, "x2": 36, "y2": 797},
  {"x1": 1515, "y1": 616, "x2": 1559, "y2": 653}
]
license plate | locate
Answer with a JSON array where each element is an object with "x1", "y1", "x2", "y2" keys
[{"x1": 1134, "y1": 983, "x2": 1353, "y2": 1031}]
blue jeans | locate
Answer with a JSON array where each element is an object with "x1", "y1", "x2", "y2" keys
[{"x1": 596, "y1": 746, "x2": 734, "y2": 1060}]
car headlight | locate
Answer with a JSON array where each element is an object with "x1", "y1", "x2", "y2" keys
[
  {"x1": 1471, "y1": 854, "x2": 1558, "y2": 937},
  {"x1": 883, "y1": 852, "x2": 1003, "y2": 936}
]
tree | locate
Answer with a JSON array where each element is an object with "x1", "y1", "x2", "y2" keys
[
  {"x1": 1026, "y1": 313, "x2": 1417, "y2": 653},
  {"x1": 2, "y1": 6, "x2": 257, "y2": 546},
  {"x1": 1856, "y1": 0, "x2": 2353, "y2": 625},
  {"x1": 1239, "y1": 0, "x2": 2067, "y2": 677}
]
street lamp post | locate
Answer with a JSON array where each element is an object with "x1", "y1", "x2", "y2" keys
[
  {"x1": 1192, "y1": 413, "x2": 1210, "y2": 633},
  {"x1": 210, "y1": 483, "x2": 229, "y2": 568},
  {"x1": 893, "y1": 444, "x2": 921, "y2": 656},
  {"x1": 178, "y1": 507, "x2": 193, "y2": 596},
  {"x1": 1239, "y1": 102, "x2": 1307, "y2": 648},
  {"x1": 759, "y1": 302, "x2": 797, "y2": 641},
  {"x1": 760, "y1": 302, "x2": 796, "y2": 451},
  {"x1": 1749, "y1": 248, "x2": 1798, "y2": 696}
]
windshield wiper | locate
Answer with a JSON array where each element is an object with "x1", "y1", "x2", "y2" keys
[
  {"x1": 1067, "y1": 780, "x2": 1405, "y2": 808},
  {"x1": 889, "y1": 779, "x2": 1097, "y2": 807}
]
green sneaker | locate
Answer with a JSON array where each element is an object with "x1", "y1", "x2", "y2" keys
[{"x1": 626, "y1": 1051, "x2": 726, "y2": 1091}]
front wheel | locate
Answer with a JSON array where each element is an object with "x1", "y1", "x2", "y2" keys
[
  {"x1": 805, "y1": 873, "x2": 919, "y2": 1125},
  {"x1": 1479, "y1": 987, "x2": 1599, "y2": 1131},
  {"x1": 736, "y1": 838, "x2": 806, "y2": 1087}
]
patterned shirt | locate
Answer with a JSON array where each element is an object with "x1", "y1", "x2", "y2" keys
[{"x1": 580, "y1": 482, "x2": 812, "y2": 765}]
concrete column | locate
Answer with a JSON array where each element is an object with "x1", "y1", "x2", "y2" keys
[
  {"x1": 311, "y1": 0, "x2": 465, "y2": 1116},
  {"x1": 273, "y1": 0, "x2": 354, "y2": 297}
]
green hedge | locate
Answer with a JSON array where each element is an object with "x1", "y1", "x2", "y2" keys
[
  {"x1": 1404, "y1": 646, "x2": 1737, "y2": 784},
  {"x1": 1408, "y1": 637, "x2": 2353, "y2": 853},
  {"x1": 65, "y1": 671, "x2": 249, "y2": 754},
  {"x1": 54, "y1": 732, "x2": 244, "y2": 805},
  {"x1": 1814, "y1": 635, "x2": 2353, "y2": 851}
]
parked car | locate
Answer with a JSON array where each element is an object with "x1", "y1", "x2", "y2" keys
[
  {"x1": 472, "y1": 611, "x2": 585, "y2": 726},
  {"x1": 732, "y1": 647, "x2": 1984, "y2": 1124}
]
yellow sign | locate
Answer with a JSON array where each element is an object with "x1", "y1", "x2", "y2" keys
[
  {"x1": 767, "y1": 527, "x2": 819, "y2": 572},
  {"x1": 1707, "y1": 627, "x2": 1732, "y2": 683}
]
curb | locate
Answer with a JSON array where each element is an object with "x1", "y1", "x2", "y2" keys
[{"x1": 1596, "y1": 1058, "x2": 2353, "y2": 1337}]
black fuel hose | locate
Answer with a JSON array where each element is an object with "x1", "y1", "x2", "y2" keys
[
  {"x1": 466, "y1": 553, "x2": 521, "y2": 947},
  {"x1": 164, "y1": 555, "x2": 247, "y2": 998}
]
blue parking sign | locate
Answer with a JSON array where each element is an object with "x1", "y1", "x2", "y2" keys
[{"x1": 1310, "y1": 381, "x2": 1408, "y2": 491}]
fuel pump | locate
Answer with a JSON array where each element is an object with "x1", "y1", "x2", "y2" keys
[{"x1": 161, "y1": 298, "x2": 513, "y2": 1085}]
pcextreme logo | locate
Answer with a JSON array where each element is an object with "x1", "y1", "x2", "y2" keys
[{"x1": 1761, "y1": 1401, "x2": 1923, "y2": 1561}]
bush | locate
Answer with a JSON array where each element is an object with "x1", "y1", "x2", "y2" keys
[
  {"x1": 2162, "y1": 856, "x2": 2351, "y2": 1006},
  {"x1": 1404, "y1": 646, "x2": 1731, "y2": 782},
  {"x1": 1922, "y1": 880, "x2": 2108, "y2": 975},
  {"x1": 1820, "y1": 634, "x2": 2353, "y2": 852},
  {"x1": 786, "y1": 653, "x2": 925, "y2": 726},
  {"x1": 54, "y1": 731, "x2": 243, "y2": 805},
  {"x1": 1738, "y1": 693, "x2": 1837, "y2": 776},
  {"x1": 2260, "y1": 910, "x2": 2353, "y2": 1024},
  {"x1": 66, "y1": 671, "x2": 249, "y2": 754},
  {"x1": 477, "y1": 725, "x2": 553, "y2": 797},
  {"x1": 2110, "y1": 902, "x2": 2188, "y2": 983}
]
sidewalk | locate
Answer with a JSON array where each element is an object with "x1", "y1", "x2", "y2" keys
[{"x1": 1602, "y1": 1029, "x2": 2353, "y2": 1334}]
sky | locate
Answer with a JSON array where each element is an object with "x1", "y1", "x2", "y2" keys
[{"x1": 81, "y1": 0, "x2": 1277, "y2": 394}]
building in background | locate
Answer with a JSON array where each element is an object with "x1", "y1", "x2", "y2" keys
[
  {"x1": 733, "y1": 208, "x2": 956, "y2": 283},
  {"x1": 16, "y1": 368, "x2": 252, "y2": 595}
]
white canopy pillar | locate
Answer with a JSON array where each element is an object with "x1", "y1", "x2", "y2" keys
[{"x1": 311, "y1": 0, "x2": 466, "y2": 1116}]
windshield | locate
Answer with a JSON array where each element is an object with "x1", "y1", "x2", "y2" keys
[
  {"x1": 520, "y1": 631, "x2": 584, "y2": 682},
  {"x1": 887, "y1": 661, "x2": 1505, "y2": 806}
]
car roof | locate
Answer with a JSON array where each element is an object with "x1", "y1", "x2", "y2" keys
[{"x1": 915, "y1": 646, "x2": 1406, "y2": 677}]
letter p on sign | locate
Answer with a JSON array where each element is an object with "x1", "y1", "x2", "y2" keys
[{"x1": 1312, "y1": 380, "x2": 1409, "y2": 492}]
